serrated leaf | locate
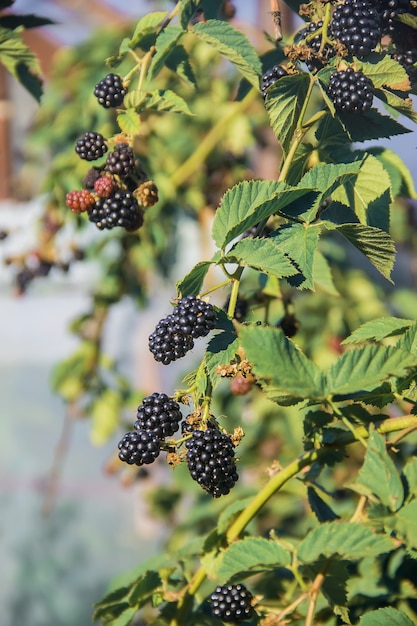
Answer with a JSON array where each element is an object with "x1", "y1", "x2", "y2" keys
[
  {"x1": 179, "y1": 0, "x2": 203, "y2": 28},
  {"x1": 91, "y1": 389, "x2": 122, "y2": 446},
  {"x1": 176, "y1": 261, "x2": 213, "y2": 297},
  {"x1": 215, "y1": 537, "x2": 291, "y2": 583},
  {"x1": 359, "y1": 53, "x2": 411, "y2": 91},
  {"x1": 298, "y1": 522, "x2": 394, "y2": 562},
  {"x1": 212, "y1": 180, "x2": 312, "y2": 249},
  {"x1": 376, "y1": 87, "x2": 417, "y2": 123},
  {"x1": 270, "y1": 223, "x2": 320, "y2": 289},
  {"x1": 326, "y1": 345, "x2": 417, "y2": 397},
  {"x1": 393, "y1": 500, "x2": 417, "y2": 549},
  {"x1": 332, "y1": 154, "x2": 391, "y2": 226},
  {"x1": 397, "y1": 322, "x2": 417, "y2": 353},
  {"x1": 128, "y1": 570, "x2": 162, "y2": 605},
  {"x1": 239, "y1": 324, "x2": 326, "y2": 401},
  {"x1": 165, "y1": 44, "x2": 196, "y2": 87},
  {"x1": 224, "y1": 238, "x2": 297, "y2": 279},
  {"x1": 313, "y1": 250, "x2": 339, "y2": 295},
  {"x1": 332, "y1": 108, "x2": 411, "y2": 141},
  {"x1": 266, "y1": 73, "x2": 311, "y2": 156},
  {"x1": 354, "y1": 427, "x2": 404, "y2": 511},
  {"x1": 132, "y1": 89, "x2": 193, "y2": 115},
  {"x1": 117, "y1": 109, "x2": 141, "y2": 136},
  {"x1": 149, "y1": 26, "x2": 184, "y2": 79},
  {"x1": 129, "y1": 11, "x2": 168, "y2": 49},
  {"x1": 334, "y1": 224, "x2": 395, "y2": 281},
  {"x1": 368, "y1": 147, "x2": 417, "y2": 198},
  {"x1": 0, "y1": 26, "x2": 43, "y2": 100},
  {"x1": 360, "y1": 607, "x2": 415, "y2": 625},
  {"x1": 307, "y1": 486, "x2": 339, "y2": 522},
  {"x1": 191, "y1": 20, "x2": 262, "y2": 88},
  {"x1": 205, "y1": 330, "x2": 239, "y2": 388},
  {"x1": 342, "y1": 318, "x2": 413, "y2": 345}
]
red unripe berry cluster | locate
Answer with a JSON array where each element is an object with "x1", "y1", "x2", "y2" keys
[
  {"x1": 65, "y1": 189, "x2": 96, "y2": 213},
  {"x1": 94, "y1": 175, "x2": 116, "y2": 198}
]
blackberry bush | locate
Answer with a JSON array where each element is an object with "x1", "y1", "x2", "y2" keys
[
  {"x1": 331, "y1": 0, "x2": 382, "y2": 57},
  {"x1": 185, "y1": 425, "x2": 238, "y2": 497},
  {"x1": 117, "y1": 430, "x2": 160, "y2": 466},
  {"x1": 327, "y1": 67, "x2": 374, "y2": 112},
  {"x1": 135, "y1": 392, "x2": 183, "y2": 439},
  {"x1": 75, "y1": 131, "x2": 108, "y2": 161},
  {"x1": 210, "y1": 584, "x2": 254, "y2": 623},
  {"x1": 94, "y1": 72, "x2": 126, "y2": 108},
  {"x1": 88, "y1": 189, "x2": 144, "y2": 231}
]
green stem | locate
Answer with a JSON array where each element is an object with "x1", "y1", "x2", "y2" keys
[
  {"x1": 200, "y1": 279, "x2": 232, "y2": 298},
  {"x1": 329, "y1": 398, "x2": 368, "y2": 448},
  {"x1": 227, "y1": 269, "x2": 244, "y2": 318}
]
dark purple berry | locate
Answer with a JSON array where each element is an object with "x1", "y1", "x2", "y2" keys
[
  {"x1": 88, "y1": 189, "x2": 144, "y2": 231},
  {"x1": 261, "y1": 65, "x2": 288, "y2": 99},
  {"x1": 210, "y1": 583, "x2": 254, "y2": 622},
  {"x1": 106, "y1": 143, "x2": 135, "y2": 178},
  {"x1": 118, "y1": 430, "x2": 160, "y2": 466},
  {"x1": 327, "y1": 67, "x2": 374, "y2": 112},
  {"x1": 94, "y1": 73, "x2": 126, "y2": 108},
  {"x1": 75, "y1": 132, "x2": 108, "y2": 161},
  {"x1": 135, "y1": 393, "x2": 183, "y2": 439},
  {"x1": 331, "y1": 0, "x2": 382, "y2": 57}
]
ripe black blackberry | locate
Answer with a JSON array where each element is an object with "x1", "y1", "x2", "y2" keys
[
  {"x1": 75, "y1": 131, "x2": 108, "y2": 161},
  {"x1": 118, "y1": 430, "x2": 160, "y2": 466},
  {"x1": 106, "y1": 143, "x2": 135, "y2": 178},
  {"x1": 210, "y1": 584, "x2": 254, "y2": 622},
  {"x1": 82, "y1": 167, "x2": 103, "y2": 189},
  {"x1": 148, "y1": 313, "x2": 195, "y2": 365},
  {"x1": 327, "y1": 67, "x2": 374, "y2": 112},
  {"x1": 331, "y1": 0, "x2": 382, "y2": 57},
  {"x1": 393, "y1": 49, "x2": 417, "y2": 83},
  {"x1": 185, "y1": 425, "x2": 238, "y2": 497},
  {"x1": 298, "y1": 21, "x2": 336, "y2": 72},
  {"x1": 94, "y1": 73, "x2": 126, "y2": 108},
  {"x1": 135, "y1": 393, "x2": 183, "y2": 439},
  {"x1": 88, "y1": 189, "x2": 144, "y2": 231},
  {"x1": 173, "y1": 295, "x2": 217, "y2": 339},
  {"x1": 261, "y1": 65, "x2": 288, "y2": 99}
]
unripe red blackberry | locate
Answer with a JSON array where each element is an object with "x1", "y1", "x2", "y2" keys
[
  {"x1": 327, "y1": 67, "x2": 374, "y2": 112},
  {"x1": 118, "y1": 430, "x2": 160, "y2": 466},
  {"x1": 75, "y1": 132, "x2": 108, "y2": 161},
  {"x1": 106, "y1": 143, "x2": 135, "y2": 178},
  {"x1": 261, "y1": 65, "x2": 288, "y2": 99},
  {"x1": 331, "y1": 0, "x2": 382, "y2": 57},
  {"x1": 135, "y1": 393, "x2": 183, "y2": 439},
  {"x1": 210, "y1": 583, "x2": 254, "y2": 622},
  {"x1": 94, "y1": 175, "x2": 117, "y2": 198},
  {"x1": 66, "y1": 189, "x2": 96, "y2": 213},
  {"x1": 185, "y1": 425, "x2": 238, "y2": 497},
  {"x1": 88, "y1": 190, "x2": 144, "y2": 231},
  {"x1": 94, "y1": 73, "x2": 126, "y2": 108}
]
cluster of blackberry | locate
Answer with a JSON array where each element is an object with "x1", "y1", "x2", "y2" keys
[
  {"x1": 148, "y1": 295, "x2": 217, "y2": 364},
  {"x1": 185, "y1": 424, "x2": 238, "y2": 497},
  {"x1": 327, "y1": 67, "x2": 374, "y2": 112},
  {"x1": 331, "y1": 0, "x2": 381, "y2": 57},
  {"x1": 118, "y1": 393, "x2": 183, "y2": 466},
  {"x1": 209, "y1": 583, "x2": 254, "y2": 622},
  {"x1": 261, "y1": 65, "x2": 288, "y2": 99}
]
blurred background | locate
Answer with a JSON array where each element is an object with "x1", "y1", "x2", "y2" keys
[{"x1": 1, "y1": 2, "x2": 417, "y2": 625}]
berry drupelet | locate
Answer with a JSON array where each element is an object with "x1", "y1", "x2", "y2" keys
[
  {"x1": 331, "y1": 0, "x2": 382, "y2": 57},
  {"x1": 210, "y1": 584, "x2": 254, "y2": 622},
  {"x1": 118, "y1": 430, "x2": 160, "y2": 466},
  {"x1": 94, "y1": 73, "x2": 126, "y2": 108},
  {"x1": 75, "y1": 131, "x2": 108, "y2": 161},
  {"x1": 261, "y1": 65, "x2": 288, "y2": 99},
  {"x1": 135, "y1": 393, "x2": 183, "y2": 439},
  {"x1": 88, "y1": 190, "x2": 144, "y2": 231},
  {"x1": 185, "y1": 425, "x2": 238, "y2": 497},
  {"x1": 327, "y1": 67, "x2": 374, "y2": 112}
]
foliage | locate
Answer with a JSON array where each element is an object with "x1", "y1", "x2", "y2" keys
[{"x1": 7, "y1": 0, "x2": 417, "y2": 624}]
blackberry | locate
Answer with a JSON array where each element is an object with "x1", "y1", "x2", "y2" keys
[
  {"x1": 148, "y1": 313, "x2": 195, "y2": 365},
  {"x1": 393, "y1": 49, "x2": 417, "y2": 82},
  {"x1": 82, "y1": 167, "x2": 103, "y2": 189},
  {"x1": 261, "y1": 65, "x2": 288, "y2": 99},
  {"x1": 106, "y1": 143, "x2": 135, "y2": 178},
  {"x1": 88, "y1": 190, "x2": 144, "y2": 231},
  {"x1": 118, "y1": 430, "x2": 160, "y2": 466},
  {"x1": 135, "y1": 393, "x2": 183, "y2": 439},
  {"x1": 185, "y1": 425, "x2": 238, "y2": 497},
  {"x1": 331, "y1": 0, "x2": 382, "y2": 57},
  {"x1": 94, "y1": 73, "x2": 126, "y2": 108},
  {"x1": 278, "y1": 312, "x2": 300, "y2": 337},
  {"x1": 173, "y1": 295, "x2": 217, "y2": 339},
  {"x1": 66, "y1": 189, "x2": 96, "y2": 213},
  {"x1": 75, "y1": 131, "x2": 108, "y2": 161},
  {"x1": 94, "y1": 175, "x2": 117, "y2": 198},
  {"x1": 210, "y1": 584, "x2": 254, "y2": 622},
  {"x1": 298, "y1": 21, "x2": 336, "y2": 71},
  {"x1": 327, "y1": 67, "x2": 374, "y2": 112}
]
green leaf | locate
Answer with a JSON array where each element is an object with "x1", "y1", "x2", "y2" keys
[
  {"x1": 353, "y1": 427, "x2": 404, "y2": 511},
  {"x1": 149, "y1": 26, "x2": 185, "y2": 79},
  {"x1": 307, "y1": 486, "x2": 339, "y2": 522},
  {"x1": 164, "y1": 44, "x2": 196, "y2": 87},
  {"x1": 360, "y1": 607, "x2": 415, "y2": 625},
  {"x1": 376, "y1": 87, "x2": 417, "y2": 124},
  {"x1": 205, "y1": 330, "x2": 239, "y2": 388},
  {"x1": 403, "y1": 457, "x2": 417, "y2": 496},
  {"x1": 0, "y1": 26, "x2": 43, "y2": 100},
  {"x1": 217, "y1": 497, "x2": 254, "y2": 534},
  {"x1": 223, "y1": 238, "x2": 297, "y2": 279},
  {"x1": 342, "y1": 318, "x2": 414, "y2": 345},
  {"x1": 211, "y1": 179, "x2": 311, "y2": 249},
  {"x1": 117, "y1": 109, "x2": 141, "y2": 136},
  {"x1": 179, "y1": 0, "x2": 203, "y2": 28},
  {"x1": 265, "y1": 73, "x2": 311, "y2": 156},
  {"x1": 128, "y1": 570, "x2": 162, "y2": 605},
  {"x1": 396, "y1": 322, "x2": 417, "y2": 353},
  {"x1": 298, "y1": 521, "x2": 394, "y2": 562},
  {"x1": 334, "y1": 224, "x2": 396, "y2": 281},
  {"x1": 325, "y1": 345, "x2": 417, "y2": 397},
  {"x1": 393, "y1": 500, "x2": 417, "y2": 550},
  {"x1": 0, "y1": 14, "x2": 55, "y2": 29},
  {"x1": 215, "y1": 537, "x2": 291, "y2": 583},
  {"x1": 359, "y1": 53, "x2": 411, "y2": 91},
  {"x1": 313, "y1": 250, "x2": 339, "y2": 295},
  {"x1": 331, "y1": 108, "x2": 411, "y2": 141},
  {"x1": 367, "y1": 147, "x2": 417, "y2": 198},
  {"x1": 90, "y1": 389, "x2": 122, "y2": 446},
  {"x1": 331, "y1": 154, "x2": 391, "y2": 226},
  {"x1": 191, "y1": 20, "x2": 262, "y2": 88},
  {"x1": 128, "y1": 12, "x2": 168, "y2": 49},
  {"x1": 129, "y1": 89, "x2": 194, "y2": 115},
  {"x1": 270, "y1": 223, "x2": 320, "y2": 289},
  {"x1": 239, "y1": 324, "x2": 326, "y2": 401},
  {"x1": 176, "y1": 261, "x2": 214, "y2": 297}
]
